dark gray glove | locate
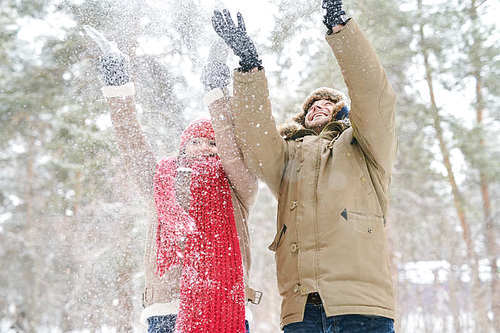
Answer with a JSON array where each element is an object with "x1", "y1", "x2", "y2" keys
[
  {"x1": 211, "y1": 10, "x2": 262, "y2": 72},
  {"x1": 201, "y1": 40, "x2": 231, "y2": 91},
  {"x1": 84, "y1": 25, "x2": 130, "y2": 86},
  {"x1": 322, "y1": 0, "x2": 350, "y2": 35}
]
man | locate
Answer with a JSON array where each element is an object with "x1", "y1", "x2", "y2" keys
[
  {"x1": 85, "y1": 27, "x2": 260, "y2": 332},
  {"x1": 212, "y1": 0, "x2": 397, "y2": 332}
]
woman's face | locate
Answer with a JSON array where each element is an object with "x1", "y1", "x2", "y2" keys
[{"x1": 184, "y1": 137, "x2": 217, "y2": 158}]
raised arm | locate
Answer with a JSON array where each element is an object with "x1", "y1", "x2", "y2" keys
[
  {"x1": 323, "y1": 1, "x2": 397, "y2": 177},
  {"x1": 211, "y1": 11, "x2": 286, "y2": 197},
  {"x1": 208, "y1": 96, "x2": 258, "y2": 207},
  {"x1": 85, "y1": 26, "x2": 157, "y2": 198},
  {"x1": 201, "y1": 41, "x2": 258, "y2": 207},
  {"x1": 108, "y1": 97, "x2": 157, "y2": 198}
]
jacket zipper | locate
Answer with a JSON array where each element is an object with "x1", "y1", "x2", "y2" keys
[{"x1": 312, "y1": 140, "x2": 322, "y2": 289}]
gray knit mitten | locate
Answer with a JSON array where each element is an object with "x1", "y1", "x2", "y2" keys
[
  {"x1": 84, "y1": 25, "x2": 130, "y2": 86},
  {"x1": 201, "y1": 40, "x2": 231, "y2": 92}
]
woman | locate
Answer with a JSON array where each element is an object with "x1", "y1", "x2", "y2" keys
[{"x1": 85, "y1": 26, "x2": 259, "y2": 333}]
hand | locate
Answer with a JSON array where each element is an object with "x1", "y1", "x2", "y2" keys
[
  {"x1": 211, "y1": 9, "x2": 262, "y2": 72},
  {"x1": 322, "y1": 0, "x2": 350, "y2": 34},
  {"x1": 83, "y1": 25, "x2": 130, "y2": 86},
  {"x1": 201, "y1": 40, "x2": 231, "y2": 91}
]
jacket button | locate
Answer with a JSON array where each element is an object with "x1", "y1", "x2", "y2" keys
[
  {"x1": 290, "y1": 243, "x2": 299, "y2": 253},
  {"x1": 290, "y1": 201, "x2": 298, "y2": 210},
  {"x1": 361, "y1": 176, "x2": 367, "y2": 183},
  {"x1": 346, "y1": 152, "x2": 352, "y2": 157}
]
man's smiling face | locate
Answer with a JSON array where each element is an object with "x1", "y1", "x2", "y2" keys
[{"x1": 304, "y1": 99, "x2": 336, "y2": 133}]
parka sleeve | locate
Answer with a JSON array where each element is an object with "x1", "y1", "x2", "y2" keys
[
  {"x1": 108, "y1": 96, "x2": 157, "y2": 199},
  {"x1": 207, "y1": 94, "x2": 258, "y2": 210},
  {"x1": 326, "y1": 19, "x2": 397, "y2": 178},
  {"x1": 231, "y1": 70, "x2": 287, "y2": 197}
]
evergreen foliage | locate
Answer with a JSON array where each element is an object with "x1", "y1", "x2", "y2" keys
[{"x1": 0, "y1": 0, "x2": 497, "y2": 331}]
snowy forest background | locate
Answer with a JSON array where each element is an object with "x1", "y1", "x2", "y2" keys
[{"x1": 0, "y1": 0, "x2": 499, "y2": 332}]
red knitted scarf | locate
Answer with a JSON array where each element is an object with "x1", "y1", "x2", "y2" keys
[{"x1": 153, "y1": 155, "x2": 245, "y2": 333}]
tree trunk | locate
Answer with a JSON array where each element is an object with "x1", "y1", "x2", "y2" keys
[
  {"x1": 473, "y1": 67, "x2": 497, "y2": 333},
  {"x1": 468, "y1": 1, "x2": 498, "y2": 330},
  {"x1": 416, "y1": 0, "x2": 484, "y2": 329},
  {"x1": 24, "y1": 133, "x2": 37, "y2": 332},
  {"x1": 448, "y1": 255, "x2": 463, "y2": 333}
]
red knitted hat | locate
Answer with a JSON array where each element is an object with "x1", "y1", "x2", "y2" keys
[{"x1": 179, "y1": 119, "x2": 215, "y2": 149}]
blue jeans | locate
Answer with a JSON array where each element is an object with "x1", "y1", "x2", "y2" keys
[
  {"x1": 147, "y1": 315, "x2": 250, "y2": 333},
  {"x1": 283, "y1": 304, "x2": 394, "y2": 333},
  {"x1": 147, "y1": 315, "x2": 176, "y2": 333}
]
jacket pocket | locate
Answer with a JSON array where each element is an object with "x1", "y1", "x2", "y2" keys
[
  {"x1": 268, "y1": 224, "x2": 287, "y2": 252},
  {"x1": 342, "y1": 210, "x2": 384, "y2": 239}
]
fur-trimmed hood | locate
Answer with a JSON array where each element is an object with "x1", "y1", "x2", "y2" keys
[
  {"x1": 279, "y1": 87, "x2": 351, "y2": 141},
  {"x1": 299, "y1": 87, "x2": 349, "y2": 124},
  {"x1": 279, "y1": 118, "x2": 351, "y2": 142}
]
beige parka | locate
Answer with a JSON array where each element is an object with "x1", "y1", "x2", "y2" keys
[{"x1": 231, "y1": 19, "x2": 397, "y2": 328}]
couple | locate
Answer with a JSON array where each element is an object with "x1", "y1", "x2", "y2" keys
[{"x1": 88, "y1": 1, "x2": 397, "y2": 332}]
